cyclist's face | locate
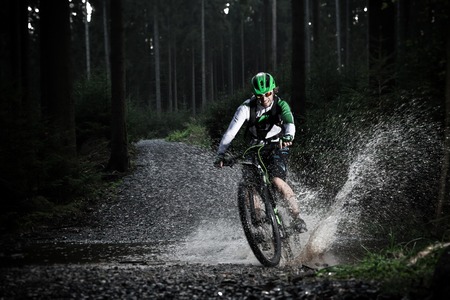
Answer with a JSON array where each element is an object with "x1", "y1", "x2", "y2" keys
[{"x1": 256, "y1": 91, "x2": 274, "y2": 108}]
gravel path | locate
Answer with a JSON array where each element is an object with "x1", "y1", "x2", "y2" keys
[{"x1": 0, "y1": 140, "x2": 389, "y2": 299}]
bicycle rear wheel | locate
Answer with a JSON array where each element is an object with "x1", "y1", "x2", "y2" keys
[{"x1": 238, "y1": 183, "x2": 282, "y2": 267}]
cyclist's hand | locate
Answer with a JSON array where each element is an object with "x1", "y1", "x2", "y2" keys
[
  {"x1": 214, "y1": 153, "x2": 225, "y2": 168},
  {"x1": 280, "y1": 135, "x2": 294, "y2": 148}
]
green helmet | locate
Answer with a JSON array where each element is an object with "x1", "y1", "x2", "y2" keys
[{"x1": 251, "y1": 72, "x2": 276, "y2": 95}]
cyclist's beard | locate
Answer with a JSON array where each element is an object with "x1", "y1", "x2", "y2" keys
[{"x1": 259, "y1": 98, "x2": 273, "y2": 108}]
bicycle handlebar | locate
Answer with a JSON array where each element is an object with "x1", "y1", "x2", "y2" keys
[{"x1": 222, "y1": 142, "x2": 282, "y2": 168}]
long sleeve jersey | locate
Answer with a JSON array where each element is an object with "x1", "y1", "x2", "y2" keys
[{"x1": 217, "y1": 96, "x2": 296, "y2": 154}]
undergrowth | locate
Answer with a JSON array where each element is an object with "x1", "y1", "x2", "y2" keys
[
  {"x1": 317, "y1": 241, "x2": 449, "y2": 297},
  {"x1": 166, "y1": 119, "x2": 212, "y2": 148}
]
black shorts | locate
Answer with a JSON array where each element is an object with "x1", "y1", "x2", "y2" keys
[{"x1": 262, "y1": 147, "x2": 289, "y2": 181}]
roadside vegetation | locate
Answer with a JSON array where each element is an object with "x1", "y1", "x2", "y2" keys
[{"x1": 318, "y1": 241, "x2": 450, "y2": 298}]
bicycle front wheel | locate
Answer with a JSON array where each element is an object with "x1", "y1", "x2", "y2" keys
[{"x1": 238, "y1": 183, "x2": 282, "y2": 267}]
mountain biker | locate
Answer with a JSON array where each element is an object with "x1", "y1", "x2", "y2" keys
[{"x1": 214, "y1": 72, "x2": 307, "y2": 233}]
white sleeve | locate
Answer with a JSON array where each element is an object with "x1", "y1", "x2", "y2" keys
[
  {"x1": 217, "y1": 105, "x2": 249, "y2": 154},
  {"x1": 284, "y1": 122, "x2": 296, "y2": 138}
]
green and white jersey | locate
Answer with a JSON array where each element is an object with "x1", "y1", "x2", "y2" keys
[{"x1": 217, "y1": 96, "x2": 295, "y2": 154}]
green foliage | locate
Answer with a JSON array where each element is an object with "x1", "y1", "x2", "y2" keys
[
  {"x1": 317, "y1": 241, "x2": 447, "y2": 296},
  {"x1": 166, "y1": 119, "x2": 212, "y2": 148},
  {"x1": 164, "y1": 87, "x2": 257, "y2": 152},
  {"x1": 126, "y1": 101, "x2": 193, "y2": 142}
]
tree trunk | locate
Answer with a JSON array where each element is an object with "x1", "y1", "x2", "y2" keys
[
  {"x1": 335, "y1": 0, "x2": 342, "y2": 72},
  {"x1": 241, "y1": 15, "x2": 245, "y2": 88},
  {"x1": 305, "y1": 0, "x2": 311, "y2": 75},
  {"x1": 6, "y1": 0, "x2": 29, "y2": 117},
  {"x1": 103, "y1": 0, "x2": 111, "y2": 82},
  {"x1": 437, "y1": 26, "x2": 450, "y2": 219},
  {"x1": 201, "y1": 0, "x2": 207, "y2": 110},
  {"x1": 174, "y1": 35, "x2": 178, "y2": 112},
  {"x1": 209, "y1": 56, "x2": 214, "y2": 102},
  {"x1": 291, "y1": 0, "x2": 306, "y2": 120},
  {"x1": 264, "y1": 0, "x2": 271, "y2": 70},
  {"x1": 154, "y1": 3, "x2": 162, "y2": 116},
  {"x1": 229, "y1": 34, "x2": 234, "y2": 93},
  {"x1": 107, "y1": 0, "x2": 129, "y2": 172},
  {"x1": 168, "y1": 31, "x2": 173, "y2": 112},
  {"x1": 192, "y1": 47, "x2": 196, "y2": 116},
  {"x1": 271, "y1": 0, "x2": 277, "y2": 72},
  {"x1": 40, "y1": 0, "x2": 76, "y2": 157},
  {"x1": 84, "y1": 1, "x2": 91, "y2": 80},
  {"x1": 345, "y1": 0, "x2": 351, "y2": 69}
]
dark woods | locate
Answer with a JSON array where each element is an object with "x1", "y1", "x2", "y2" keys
[{"x1": 0, "y1": 0, "x2": 449, "y2": 232}]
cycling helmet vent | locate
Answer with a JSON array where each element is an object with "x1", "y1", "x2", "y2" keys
[{"x1": 251, "y1": 72, "x2": 276, "y2": 95}]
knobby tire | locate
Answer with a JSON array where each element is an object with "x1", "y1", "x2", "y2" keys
[{"x1": 238, "y1": 183, "x2": 282, "y2": 267}]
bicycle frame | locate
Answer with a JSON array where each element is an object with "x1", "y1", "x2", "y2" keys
[{"x1": 240, "y1": 143, "x2": 284, "y2": 231}]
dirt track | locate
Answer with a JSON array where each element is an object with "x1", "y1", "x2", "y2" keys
[{"x1": 0, "y1": 140, "x2": 388, "y2": 299}]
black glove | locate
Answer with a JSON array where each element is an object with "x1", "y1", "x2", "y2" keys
[
  {"x1": 282, "y1": 134, "x2": 294, "y2": 142},
  {"x1": 214, "y1": 153, "x2": 225, "y2": 168}
]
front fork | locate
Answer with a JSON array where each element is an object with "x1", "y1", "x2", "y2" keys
[
  {"x1": 260, "y1": 181, "x2": 288, "y2": 239},
  {"x1": 243, "y1": 163, "x2": 285, "y2": 236}
]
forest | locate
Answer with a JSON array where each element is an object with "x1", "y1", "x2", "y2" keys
[{"x1": 0, "y1": 0, "x2": 449, "y2": 250}]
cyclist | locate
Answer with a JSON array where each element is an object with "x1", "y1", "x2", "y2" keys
[{"x1": 214, "y1": 72, "x2": 307, "y2": 233}]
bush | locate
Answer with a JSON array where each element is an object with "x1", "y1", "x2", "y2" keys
[{"x1": 166, "y1": 119, "x2": 211, "y2": 148}]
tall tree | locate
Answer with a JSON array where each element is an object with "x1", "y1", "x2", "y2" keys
[
  {"x1": 201, "y1": 0, "x2": 207, "y2": 110},
  {"x1": 437, "y1": 25, "x2": 450, "y2": 219},
  {"x1": 291, "y1": 0, "x2": 306, "y2": 119},
  {"x1": 103, "y1": 0, "x2": 111, "y2": 82},
  {"x1": 4, "y1": 0, "x2": 29, "y2": 116},
  {"x1": 305, "y1": 0, "x2": 311, "y2": 74},
  {"x1": 264, "y1": 0, "x2": 271, "y2": 70},
  {"x1": 240, "y1": 9, "x2": 245, "y2": 88},
  {"x1": 335, "y1": 0, "x2": 342, "y2": 72},
  {"x1": 1, "y1": 0, "x2": 32, "y2": 205},
  {"x1": 84, "y1": 0, "x2": 91, "y2": 80},
  {"x1": 229, "y1": 31, "x2": 234, "y2": 93},
  {"x1": 108, "y1": 0, "x2": 129, "y2": 172},
  {"x1": 173, "y1": 35, "x2": 179, "y2": 112},
  {"x1": 168, "y1": 27, "x2": 173, "y2": 112},
  {"x1": 154, "y1": 2, "x2": 162, "y2": 116},
  {"x1": 345, "y1": 0, "x2": 351, "y2": 69},
  {"x1": 271, "y1": 0, "x2": 277, "y2": 71},
  {"x1": 192, "y1": 46, "x2": 197, "y2": 115},
  {"x1": 40, "y1": 0, "x2": 76, "y2": 157}
]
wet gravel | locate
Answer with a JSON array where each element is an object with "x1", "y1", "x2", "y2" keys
[
  {"x1": 1, "y1": 263, "x2": 385, "y2": 299},
  {"x1": 0, "y1": 140, "x2": 393, "y2": 299}
]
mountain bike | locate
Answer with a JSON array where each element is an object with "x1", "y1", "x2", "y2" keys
[{"x1": 225, "y1": 143, "x2": 298, "y2": 267}]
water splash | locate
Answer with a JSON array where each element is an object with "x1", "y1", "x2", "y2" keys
[
  {"x1": 297, "y1": 105, "x2": 442, "y2": 266},
  {"x1": 171, "y1": 219, "x2": 259, "y2": 265},
  {"x1": 168, "y1": 104, "x2": 441, "y2": 268}
]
